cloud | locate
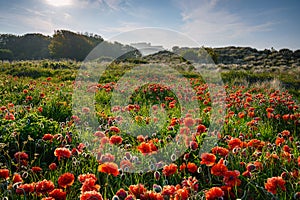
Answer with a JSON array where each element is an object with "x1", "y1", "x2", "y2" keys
[
  {"x1": 44, "y1": 0, "x2": 73, "y2": 7},
  {"x1": 176, "y1": 0, "x2": 274, "y2": 46}
]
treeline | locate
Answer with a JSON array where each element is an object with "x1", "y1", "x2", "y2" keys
[{"x1": 0, "y1": 30, "x2": 140, "y2": 61}]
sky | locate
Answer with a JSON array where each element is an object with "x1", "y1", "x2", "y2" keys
[{"x1": 0, "y1": 0, "x2": 299, "y2": 50}]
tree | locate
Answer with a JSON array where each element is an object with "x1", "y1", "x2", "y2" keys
[
  {"x1": 48, "y1": 30, "x2": 103, "y2": 61},
  {"x1": 0, "y1": 49, "x2": 13, "y2": 60}
]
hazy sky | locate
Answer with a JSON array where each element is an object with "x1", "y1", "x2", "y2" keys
[{"x1": 0, "y1": 0, "x2": 299, "y2": 50}]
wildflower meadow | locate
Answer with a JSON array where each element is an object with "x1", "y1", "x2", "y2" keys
[{"x1": 0, "y1": 60, "x2": 299, "y2": 200}]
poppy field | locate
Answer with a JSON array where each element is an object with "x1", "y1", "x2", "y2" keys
[{"x1": 0, "y1": 60, "x2": 299, "y2": 200}]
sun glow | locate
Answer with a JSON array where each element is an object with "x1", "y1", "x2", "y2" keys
[{"x1": 45, "y1": 0, "x2": 73, "y2": 7}]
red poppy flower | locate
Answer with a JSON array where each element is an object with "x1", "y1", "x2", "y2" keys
[
  {"x1": 200, "y1": 153, "x2": 216, "y2": 166},
  {"x1": 36, "y1": 179, "x2": 55, "y2": 195},
  {"x1": 81, "y1": 178, "x2": 100, "y2": 193},
  {"x1": 183, "y1": 117, "x2": 195, "y2": 127},
  {"x1": 109, "y1": 135, "x2": 123, "y2": 145},
  {"x1": 98, "y1": 162, "x2": 119, "y2": 176},
  {"x1": 0, "y1": 106, "x2": 7, "y2": 111},
  {"x1": 116, "y1": 188, "x2": 127, "y2": 199},
  {"x1": 5, "y1": 113, "x2": 15, "y2": 120},
  {"x1": 120, "y1": 159, "x2": 133, "y2": 171},
  {"x1": 298, "y1": 156, "x2": 300, "y2": 167},
  {"x1": 211, "y1": 159, "x2": 228, "y2": 176},
  {"x1": 180, "y1": 163, "x2": 186, "y2": 171},
  {"x1": 128, "y1": 184, "x2": 147, "y2": 198},
  {"x1": 49, "y1": 189, "x2": 66, "y2": 200},
  {"x1": 14, "y1": 152, "x2": 29, "y2": 161},
  {"x1": 31, "y1": 166, "x2": 42, "y2": 173},
  {"x1": 82, "y1": 107, "x2": 90, "y2": 113},
  {"x1": 281, "y1": 130, "x2": 290, "y2": 137},
  {"x1": 265, "y1": 176, "x2": 286, "y2": 194},
  {"x1": 182, "y1": 176, "x2": 199, "y2": 192},
  {"x1": 42, "y1": 134, "x2": 54, "y2": 141},
  {"x1": 54, "y1": 147, "x2": 72, "y2": 161},
  {"x1": 123, "y1": 194, "x2": 135, "y2": 200},
  {"x1": 16, "y1": 183, "x2": 35, "y2": 195},
  {"x1": 80, "y1": 191, "x2": 103, "y2": 200},
  {"x1": 223, "y1": 170, "x2": 241, "y2": 187},
  {"x1": 0, "y1": 169, "x2": 9, "y2": 180},
  {"x1": 162, "y1": 163, "x2": 178, "y2": 176},
  {"x1": 109, "y1": 126, "x2": 120, "y2": 133},
  {"x1": 94, "y1": 131, "x2": 106, "y2": 138},
  {"x1": 12, "y1": 173, "x2": 23, "y2": 183},
  {"x1": 58, "y1": 173, "x2": 75, "y2": 188},
  {"x1": 197, "y1": 124, "x2": 207, "y2": 134},
  {"x1": 99, "y1": 153, "x2": 115, "y2": 163},
  {"x1": 187, "y1": 162, "x2": 198, "y2": 173},
  {"x1": 49, "y1": 163, "x2": 57, "y2": 171},
  {"x1": 205, "y1": 187, "x2": 224, "y2": 200}
]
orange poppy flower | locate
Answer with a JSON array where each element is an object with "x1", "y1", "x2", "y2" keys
[
  {"x1": 200, "y1": 153, "x2": 216, "y2": 166},
  {"x1": 78, "y1": 173, "x2": 97, "y2": 183},
  {"x1": 129, "y1": 184, "x2": 147, "y2": 198},
  {"x1": 211, "y1": 146, "x2": 229, "y2": 157},
  {"x1": 228, "y1": 138, "x2": 242, "y2": 150},
  {"x1": 205, "y1": 187, "x2": 224, "y2": 200},
  {"x1": 187, "y1": 162, "x2": 198, "y2": 173},
  {"x1": 265, "y1": 176, "x2": 286, "y2": 194},
  {"x1": 211, "y1": 159, "x2": 228, "y2": 176},
  {"x1": 54, "y1": 147, "x2": 72, "y2": 161},
  {"x1": 98, "y1": 162, "x2": 119, "y2": 176},
  {"x1": 162, "y1": 185, "x2": 176, "y2": 196},
  {"x1": 58, "y1": 173, "x2": 75, "y2": 188},
  {"x1": 223, "y1": 170, "x2": 241, "y2": 187},
  {"x1": 137, "y1": 142, "x2": 152, "y2": 155},
  {"x1": 174, "y1": 188, "x2": 189, "y2": 200},
  {"x1": 12, "y1": 173, "x2": 23, "y2": 183},
  {"x1": 180, "y1": 163, "x2": 186, "y2": 171},
  {"x1": 275, "y1": 137, "x2": 284, "y2": 146},
  {"x1": 162, "y1": 163, "x2": 178, "y2": 176}
]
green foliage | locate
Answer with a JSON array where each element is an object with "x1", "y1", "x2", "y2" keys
[
  {"x1": 48, "y1": 30, "x2": 103, "y2": 61},
  {"x1": 0, "y1": 33, "x2": 50, "y2": 60},
  {"x1": 0, "y1": 49, "x2": 13, "y2": 60}
]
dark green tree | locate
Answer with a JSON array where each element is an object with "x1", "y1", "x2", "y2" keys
[
  {"x1": 0, "y1": 49, "x2": 13, "y2": 60},
  {"x1": 48, "y1": 30, "x2": 103, "y2": 60}
]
